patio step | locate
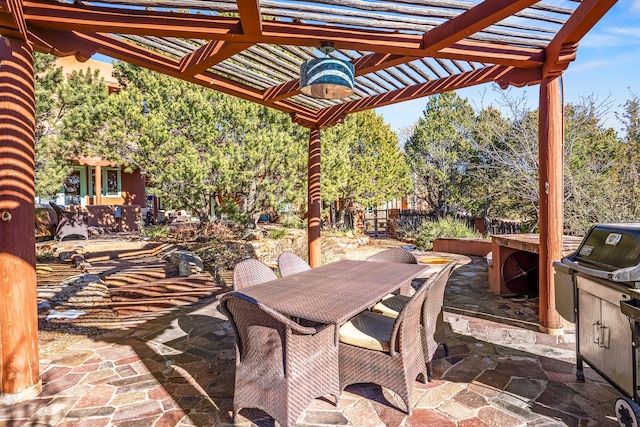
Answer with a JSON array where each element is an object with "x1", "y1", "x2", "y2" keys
[
  {"x1": 106, "y1": 273, "x2": 222, "y2": 317},
  {"x1": 102, "y1": 267, "x2": 178, "y2": 287}
]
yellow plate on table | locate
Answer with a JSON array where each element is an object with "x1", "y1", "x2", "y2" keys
[{"x1": 418, "y1": 257, "x2": 453, "y2": 264}]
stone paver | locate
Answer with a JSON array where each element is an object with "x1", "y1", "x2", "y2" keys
[{"x1": 0, "y1": 253, "x2": 624, "y2": 426}]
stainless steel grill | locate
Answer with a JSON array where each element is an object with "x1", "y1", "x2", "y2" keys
[{"x1": 554, "y1": 223, "x2": 640, "y2": 426}]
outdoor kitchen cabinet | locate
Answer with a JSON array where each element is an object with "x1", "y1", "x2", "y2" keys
[{"x1": 576, "y1": 275, "x2": 633, "y2": 396}]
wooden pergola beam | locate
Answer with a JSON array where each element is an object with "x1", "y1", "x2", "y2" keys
[
  {"x1": 264, "y1": 79, "x2": 302, "y2": 103},
  {"x1": 263, "y1": 44, "x2": 542, "y2": 103},
  {"x1": 14, "y1": 0, "x2": 243, "y2": 37},
  {"x1": 1, "y1": 0, "x2": 543, "y2": 63},
  {"x1": 82, "y1": 32, "x2": 322, "y2": 124},
  {"x1": 63, "y1": 27, "x2": 543, "y2": 130},
  {"x1": 422, "y1": 0, "x2": 540, "y2": 52},
  {"x1": 543, "y1": 0, "x2": 617, "y2": 77},
  {"x1": 179, "y1": 41, "x2": 252, "y2": 76},
  {"x1": 315, "y1": 64, "x2": 516, "y2": 128},
  {"x1": 237, "y1": 0, "x2": 263, "y2": 36},
  {"x1": 5, "y1": 0, "x2": 27, "y2": 41},
  {"x1": 438, "y1": 40, "x2": 543, "y2": 66},
  {"x1": 27, "y1": 27, "x2": 97, "y2": 60}
]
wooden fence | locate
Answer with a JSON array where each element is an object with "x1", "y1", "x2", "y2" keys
[{"x1": 391, "y1": 210, "x2": 525, "y2": 237}]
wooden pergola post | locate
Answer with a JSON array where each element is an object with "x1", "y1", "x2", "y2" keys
[
  {"x1": 0, "y1": 36, "x2": 41, "y2": 403},
  {"x1": 308, "y1": 128, "x2": 321, "y2": 267},
  {"x1": 538, "y1": 76, "x2": 564, "y2": 335},
  {"x1": 95, "y1": 164, "x2": 102, "y2": 204}
]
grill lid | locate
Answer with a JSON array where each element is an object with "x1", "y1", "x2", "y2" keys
[{"x1": 574, "y1": 223, "x2": 640, "y2": 271}]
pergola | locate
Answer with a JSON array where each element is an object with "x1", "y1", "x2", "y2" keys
[{"x1": 0, "y1": 0, "x2": 616, "y2": 403}]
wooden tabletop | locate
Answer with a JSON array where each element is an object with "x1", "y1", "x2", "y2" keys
[{"x1": 238, "y1": 259, "x2": 430, "y2": 325}]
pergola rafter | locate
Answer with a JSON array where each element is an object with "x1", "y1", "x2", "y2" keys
[
  {"x1": 0, "y1": 0, "x2": 619, "y2": 404},
  {"x1": 0, "y1": 0, "x2": 557, "y2": 126}
]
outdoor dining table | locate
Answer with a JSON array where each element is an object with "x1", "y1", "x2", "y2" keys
[
  {"x1": 227, "y1": 259, "x2": 431, "y2": 421},
  {"x1": 237, "y1": 259, "x2": 430, "y2": 327}
]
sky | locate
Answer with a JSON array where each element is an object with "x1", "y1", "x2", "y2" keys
[{"x1": 376, "y1": 1, "x2": 640, "y2": 139}]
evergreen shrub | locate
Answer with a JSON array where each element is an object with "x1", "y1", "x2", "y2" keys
[
  {"x1": 268, "y1": 228, "x2": 288, "y2": 239},
  {"x1": 279, "y1": 213, "x2": 305, "y2": 229},
  {"x1": 416, "y1": 217, "x2": 482, "y2": 251}
]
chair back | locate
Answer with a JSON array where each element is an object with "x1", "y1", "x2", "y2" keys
[
  {"x1": 365, "y1": 247, "x2": 417, "y2": 264},
  {"x1": 278, "y1": 251, "x2": 311, "y2": 277},
  {"x1": 49, "y1": 201, "x2": 65, "y2": 221},
  {"x1": 220, "y1": 292, "x2": 318, "y2": 376},
  {"x1": 389, "y1": 275, "x2": 430, "y2": 355},
  {"x1": 233, "y1": 258, "x2": 278, "y2": 290},
  {"x1": 220, "y1": 293, "x2": 287, "y2": 376},
  {"x1": 220, "y1": 292, "x2": 334, "y2": 426},
  {"x1": 421, "y1": 261, "x2": 457, "y2": 357}
]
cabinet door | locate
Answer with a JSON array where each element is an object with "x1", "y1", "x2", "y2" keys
[
  {"x1": 578, "y1": 288, "x2": 602, "y2": 367},
  {"x1": 601, "y1": 298, "x2": 633, "y2": 395}
]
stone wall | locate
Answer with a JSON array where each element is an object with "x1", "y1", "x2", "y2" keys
[{"x1": 249, "y1": 227, "x2": 371, "y2": 269}]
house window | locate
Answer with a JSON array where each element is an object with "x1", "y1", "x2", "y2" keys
[
  {"x1": 106, "y1": 168, "x2": 121, "y2": 196},
  {"x1": 63, "y1": 167, "x2": 86, "y2": 205},
  {"x1": 88, "y1": 167, "x2": 122, "y2": 197}
]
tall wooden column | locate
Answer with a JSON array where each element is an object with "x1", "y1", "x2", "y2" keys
[
  {"x1": 0, "y1": 36, "x2": 41, "y2": 403},
  {"x1": 538, "y1": 76, "x2": 564, "y2": 335},
  {"x1": 308, "y1": 128, "x2": 321, "y2": 267},
  {"x1": 95, "y1": 164, "x2": 102, "y2": 204}
]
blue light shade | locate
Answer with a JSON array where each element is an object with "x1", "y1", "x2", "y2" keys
[{"x1": 300, "y1": 58, "x2": 355, "y2": 99}]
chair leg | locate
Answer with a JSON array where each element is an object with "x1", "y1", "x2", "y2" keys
[
  {"x1": 332, "y1": 393, "x2": 341, "y2": 407},
  {"x1": 427, "y1": 362, "x2": 433, "y2": 377},
  {"x1": 441, "y1": 342, "x2": 449, "y2": 357}
]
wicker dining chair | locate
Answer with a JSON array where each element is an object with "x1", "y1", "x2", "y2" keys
[
  {"x1": 365, "y1": 247, "x2": 418, "y2": 264},
  {"x1": 220, "y1": 292, "x2": 339, "y2": 427},
  {"x1": 366, "y1": 247, "x2": 421, "y2": 295},
  {"x1": 371, "y1": 260, "x2": 457, "y2": 376},
  {"x1": 278, "y1": 251, "x2": 311, "y2": 277},
  {"x1": 337, "y1": 274, "x2": 430, "y2": 415},
  {"x1": 232, "y1": 258, "x2": 278, "y2": 290}
]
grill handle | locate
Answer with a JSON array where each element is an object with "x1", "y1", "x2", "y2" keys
[
  {"x1": 560, "y1": 257, "x2": 613, "y2": 280},
  {"x1": 562, "y1": 256, "x2": 640, "y2": 283},
  {"x1": 610, "y1": 264, "x2": 640, "y2": 282}
]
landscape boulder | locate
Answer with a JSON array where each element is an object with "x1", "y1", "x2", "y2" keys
[{"x1": 169, "y1": 251, "x2": 204, "y2": 276}]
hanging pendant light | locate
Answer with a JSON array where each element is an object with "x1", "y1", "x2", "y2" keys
[{"x1": 300, "y1": 42, "x2": 354, "y2": 99}]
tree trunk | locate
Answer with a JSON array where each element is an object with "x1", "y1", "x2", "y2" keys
[
  {"x1": 244, "y1": 179, "x2": 258, "y2": 228},
  {"x1": 336, "y1": 199, "x2": 348, "y2": 229}
]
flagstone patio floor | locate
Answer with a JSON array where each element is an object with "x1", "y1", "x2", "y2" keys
[{"x1": 0, "y1": 254, "x2": 624, "y2": 426}]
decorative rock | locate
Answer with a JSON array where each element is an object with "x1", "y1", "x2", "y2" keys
[
  {"x1": 169, "y1": 251, "x2": 204, "y2": 277},
  {"x1": 75, "y1": 274, "x2": 103, "y2": 285},
  {"x1": 245, "y1": 231, "x2": 262, "y2": 241},
  {"x1": 59, "y1": 250, "x2": 78, "y2": 262},
  {"x1": 357, "y1": 237, "x2": 370, "y2": 246}
]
